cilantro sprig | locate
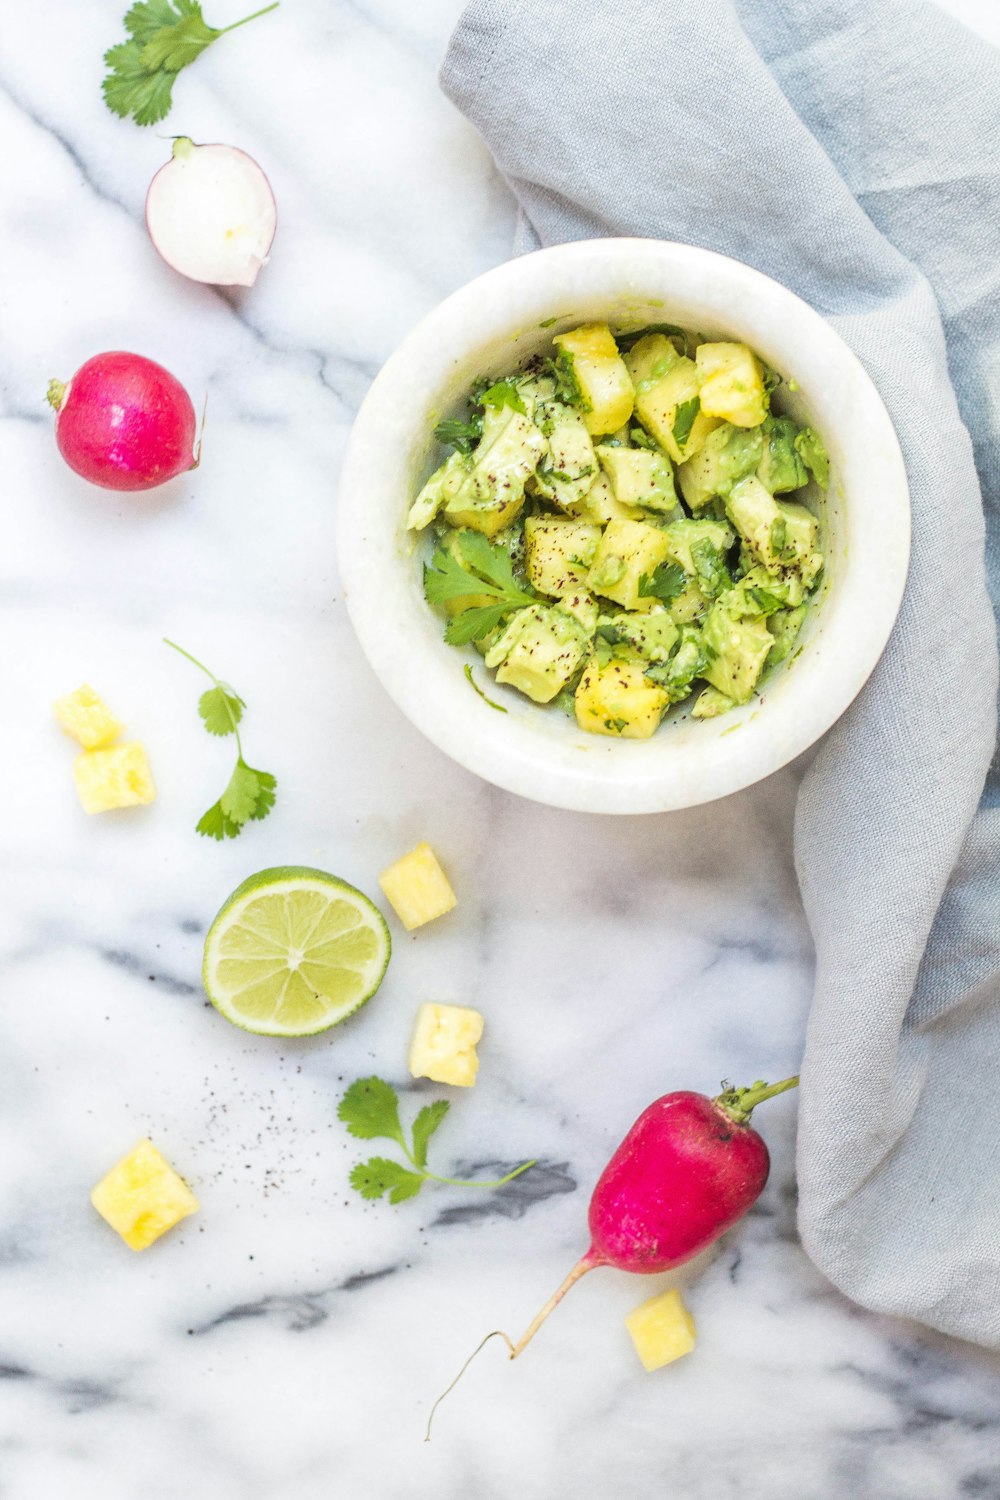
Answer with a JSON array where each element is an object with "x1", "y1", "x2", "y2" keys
[
  {"x1": 424, "y1": 532, "x2": 537, "y2": 646},
  {"x1": 103, "y1": 0, "x2": 279, "y2": 127},
  {"x1": 339, "y1": 1077, "x2": 535, "y2": 1204},
  {"x1": 638, "y1": 561, "x2": 687, "y2": 604},
  {"x1": 672, "y1": 396, "x2": 701, "y2": 450},
  {"x1": 164, "y1": 638, "x2": 277, "y2": 840},
  {"x1": 433, "y1": 379, "x2": 527, "y2": 455}
]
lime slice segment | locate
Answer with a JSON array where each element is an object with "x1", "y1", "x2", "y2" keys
[{"x1": 203, "y1": 867, "x2": 391, "y2": 1037}]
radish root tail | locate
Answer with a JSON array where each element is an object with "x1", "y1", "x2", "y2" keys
[
  {"x1": 424, "y1": 1330, "x2": 514, "y2": 1442},
  {"x1": 423, "y1": 1258, "x2": 595, "y2": 1442}
]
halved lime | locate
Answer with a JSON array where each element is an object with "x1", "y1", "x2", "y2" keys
[{"x1": 202, "y1": 867, "x2": 391, "y2": 1037}]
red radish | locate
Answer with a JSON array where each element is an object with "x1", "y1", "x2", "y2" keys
[
  {"x1": 426, "y1": 1074, "x2": 798, "y2": 1436},
  {"x1": 146, "y1": 138, "x2": 276, "y2": 288},
  {"x1": 47, "y1": 352, "x2": 198, "y2": 492}
]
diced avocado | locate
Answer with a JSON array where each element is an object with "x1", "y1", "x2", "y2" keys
[
  {"x1": 596, "y1": 445, "x2": 680, "y2": 516},
  {"x1": 587, "y1": 518, "x2": 672, "y2": 612},
  {"x1": 533, "y1": 401, "x2": 599, "y2": 510},
  {"x1": 574, "y1": 658, "x2": 669, "y2": 739},
  {"x1": 408, "y1": 450, "x2": 472, "y2": 531},
  {"x1": 626, "y1": 335, "x2": 722, "y2": 463},
  {"x1": 695, "y1": 342, "x2": 768, "y2": 427},
  {"x1": 691, "y1": 686, "x2": 736, "y2": 719},
  {"x1": 524, "y1": 515, "x2": 602, "y2": 596},
  {"x1": 555, "y1": 324, "x2": 635, "y2": 435},
  {"x1": 766, "y1": 605, "x2": 807, "y2": 666},
  {"x1": 795, "y1": 427, "x2": 830, "y2": 488},
  {"x1": 662, "y1": 517, "x2": 735, "y2": 577},
  {"x1": 775, "y1": 502, "x2": 824, "y2": 587},
  {"x1": 443, "y1": 405, "x2": 547, "y2": 537},
  {"x1": 568, "y1": 471, "x2": 644, "y2": 526},
  {"x1": 700, "y1": 597, "x2": 773, "y2": 705},
  {"x1": 559, "y1": 591, "x2": 600, "y2": 633},
  {"x1": 677, "y1": 423, "x2": 764, "y2": 510},
  {"x1": 643, "y1": 625, "x2": 710, "y2": 701},
  {"x1": 601, "y1": 609, "x2": 679, "y2": 664},
  {"x1": 668, "y1": 576, "x2": 711, "y2": 625},
  {"x1": 756, "y1": 415, "x2": 808, "y2": 494},
  {"x1": 725, "y1": 475, "x2": 785, "y2": 573},
  {"x1": 483, "y1": 603, "x2": 592, "y2": 704},
  {"x1": 726, "y1": 564, "x2": 805, "y2": 617}
]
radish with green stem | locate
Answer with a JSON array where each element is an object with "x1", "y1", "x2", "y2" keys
[
  {"x1": 47, "y1": 352, "x2": 198, "y2": 492},
  {"x1": 426, "y1": 1074, "x2": 798, "y2": 1437},
  {"x1": 146, "y1": 138, "x2": 276, "y2": 288}
]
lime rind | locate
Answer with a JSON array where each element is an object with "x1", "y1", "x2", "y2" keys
[{"x1": 202, "y1": 867, "x2": 391, "y2": 1037}]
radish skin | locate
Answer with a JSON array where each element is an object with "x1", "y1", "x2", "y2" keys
[
  {"x1": 146, "y1": 138, "x2": 276, "y2": 288},
  {"x1": 425, "y1": 1074, "x2": 798, "y2": 1437},
  {"x1": 47, "y1": 352, "x2": 197, "y2": 492}
]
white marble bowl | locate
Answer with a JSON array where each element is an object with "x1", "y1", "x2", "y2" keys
[{"x1": 338, "y1": 238, "x2": 910, "y2": 813}]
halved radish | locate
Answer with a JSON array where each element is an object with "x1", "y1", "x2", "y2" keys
[{"x1": 146, "y1": 138, "x2": 276, "y2": 288}]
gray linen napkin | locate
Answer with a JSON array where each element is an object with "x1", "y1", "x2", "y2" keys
[{"x1": 442, "y1": 0, "x2": 1000, "y2": 1345}]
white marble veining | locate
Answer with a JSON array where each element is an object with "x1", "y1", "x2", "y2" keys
[{"x1": 2, "y1": 2, "x2": 999, "y2": 1496}]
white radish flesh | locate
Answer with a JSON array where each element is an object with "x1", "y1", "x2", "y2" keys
[{"x1": 146, "y1": 138, "x2": 276, "y2": 288}]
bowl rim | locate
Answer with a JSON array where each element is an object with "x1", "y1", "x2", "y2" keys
[{"x1": 337, "y1": 237, "x2": 911, "y2": 814}]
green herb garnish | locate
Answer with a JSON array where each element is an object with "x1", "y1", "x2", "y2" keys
[
  {"x1": 638, "y1": 561, "x2": 687, "y2": 604},
  {"x1": 544, "y1": 351, "x2": 590, "y2": 411},
  {"x1": 164, "y1": 639, "x2": 277, "y2": 840},
  {"x1": 103, "y1": 0, "x2": 279, "y2": 127},
  {"x1": 464, "y1": 663, "x2": 508, "y2": 713},
  {"x1": 339, "y1": 1077, "x2": 535, "y2": 1204},
  {"x1": 671, "y1": 396, "x2": 701, "y2": 450},
  {"x1": 424, "y1": 532, "x2": 537, "y2": 646}
]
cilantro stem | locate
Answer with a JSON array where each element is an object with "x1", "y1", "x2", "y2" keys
[
  {"x1": 163, "y1": 637, "x2": 244, "y2": 756},
  {"x1": 219, "y1": 2, "x2": 280, "y2": 34},
  {"x1": 397, "y1": 1130, "x2": 535, "y2": 1189}
]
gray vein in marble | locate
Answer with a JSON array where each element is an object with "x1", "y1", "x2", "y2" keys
[
  {"x1": 191, "y1": 1261, "x2": 402, "y2": 1337},
  {"x1": 100, "y1": 948, "x2": 199, "y2": 997},
  {"x1": 433, "y1": 1160, "x2": 576, "y2": 1226}
]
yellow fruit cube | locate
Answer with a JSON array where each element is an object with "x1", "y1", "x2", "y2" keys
[
  {"x1": 91, "y1": 1139, "x2": 199, "y2": 1251},
  {"x1": 695, "y1": 342, "x2": 768, "y2": 427},
  {"x1": 72, "y1": 743, "x2": 156, "y2": 815},
  {"x1": 625, "y1": 1287, "x2": 697, "y2": 1372},
  {"x1": 379, "y1": 842, "x2": 457, "y2": 931},
  {"x1": 554, "y1": 323, "x2": 635, "y2": 436},
  {"x1": 53, "y1": 684, "x2": 124, "y2": 750},
  {"x1": 575, "y1": 659, "x2": 669, "y2": 739},
  {"x1": 588, "y1": 518, "x2": 672, "y2": 612},
  {"x1": 408, "y1": 1002, "x2": 484, "y2": 1087}
]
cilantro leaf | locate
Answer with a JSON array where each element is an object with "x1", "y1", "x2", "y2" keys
[
  {"x1": 629, "y1": 425, "x2": 659, "y2": 452},
  {"x1": 672, "y1": 397, "x2": 701, "y2": 450},
  {"x1": 195, "y1": 799, "x2": 241, "y2": 841},
  {"x1": 691, "y1": 538, "x2": 732, "y2": 600},
  {"x1": 544, "y1": 352, "x2": 590, "y2": 411},
  {"x1": 338, "y1": 1077, "x2": 406, "y2": 1147},
  {"x1": 411, "y1": 1100, "x2": 450, "y2": 1168},
  {"x1": 340, "y1": 1076, "x2": 536, "y2": 1208},
  {"x1": 433, "y1": 415, "x2": 482, "y2": 455},
  {"x1": 198, "y1": 685, "x2": 245, "y2": 737},
  {"x1": 424, "y1": 534, "x2": 537, "y2": 646},
  {"x1": 166, "y1": 639, "x2": 278, "y2": 840},
  {"x1": 639, "y1": 562, "x2": 687, "y2": 604},
  {"x1": 350, "y1": 1158, "x2": 425, "y2": 1204},
  {"x1": 102, "y1": 0, "x2": 279, "y2": 127},
  {"x1": 477, "y1": 380, "x2": 526, "y2": 416}
]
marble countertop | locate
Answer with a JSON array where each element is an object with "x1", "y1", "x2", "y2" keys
[{"x1": 3, "y1": 1, "x2": 1000, "y2": 1496}]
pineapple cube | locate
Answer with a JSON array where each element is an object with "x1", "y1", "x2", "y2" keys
[
  {"x1": 553, "y1": 323, "x2": 635, "y2": 436},
  {"x1": 695, "y1": 342, "x2": 768, "y2": 427},
  {"x1": 408, "y1": 1002, "x2": 484, "y2": 1087},
  {"x1": 575, "y1": 659, "x2": 669, "y2": 739},
  {"x1": 53, "y1": 684, "x2": 123, "y2": 750},
  {"x1": 625, "y1": 1287, "x2": 697, "y2": 1372},
  {"x1": 91, "y1": 1139, "x2": 199, "y2": 1251},
  {"x1": 379, "y1": 842, "x2": 457, "y2": 931},
  {"x1": 72, "y1": 743, "x2": 156, "y2": 815}
]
